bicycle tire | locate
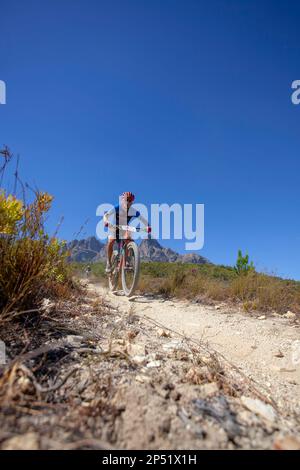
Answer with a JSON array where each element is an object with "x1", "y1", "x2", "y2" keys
[
  {"x1": 121, "y1": 241, "x2": 140, "y2": 297},
  {"x1": 108, "y1": 253, "x2": 119, "y2": 292}
]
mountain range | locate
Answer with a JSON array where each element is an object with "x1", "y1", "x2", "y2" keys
[{"x1": 67, "y1": 236, "x2": 210, "y2": 265}]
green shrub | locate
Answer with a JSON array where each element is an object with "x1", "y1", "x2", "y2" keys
[{"x1": 234, "y1": 249, "x2": 255, "y2": 275}]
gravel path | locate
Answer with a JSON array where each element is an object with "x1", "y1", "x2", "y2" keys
[{"x1": 95, "y1": 283, "x2": 300, "y2": 415}]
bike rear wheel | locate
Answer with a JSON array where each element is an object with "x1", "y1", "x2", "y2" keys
[{"x1": 121, "y1": 241, "x2": 140, "y2": 297}]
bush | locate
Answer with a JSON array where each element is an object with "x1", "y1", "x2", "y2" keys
[
  {"x1": 234, "y1": 249, "x2": 255, "y2": 275},
  {"x1": 0, "y1": 148, "x2": 72, "y2": 322}
]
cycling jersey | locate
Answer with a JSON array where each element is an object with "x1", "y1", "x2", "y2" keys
[{"x1": 106, "y1": 205, "x2": 141, "y2": 240}]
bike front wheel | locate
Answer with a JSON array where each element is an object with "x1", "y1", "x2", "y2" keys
[
  {"x1": 121, "y1": 241, "x2": 140, "y2": 297},
  {"x1": 108, "y1": 252, "x2": 119, "y2": 292}
]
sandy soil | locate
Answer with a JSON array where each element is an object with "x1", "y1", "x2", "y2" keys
[
  {"x1": 1, "y1": 281, "x2": 299, "y2": 450},
  {"x1": 95, "y1": 283, "x2": 300, "y2": 416}
]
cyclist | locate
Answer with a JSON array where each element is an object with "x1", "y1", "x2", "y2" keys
[
  {"x1": 85, "y1": 264, "x2": 91, "y2": 278},
  {"x1": 103, "y1": 192, "x2": 151, "y2": 273}
]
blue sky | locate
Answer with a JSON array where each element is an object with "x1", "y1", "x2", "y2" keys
[{"x1": 1, "y1": 0, "x2": 300, "y2": 279}]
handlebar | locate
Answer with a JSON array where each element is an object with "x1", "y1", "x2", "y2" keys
[{"x1": 106, "y1": 223, "x2": 150, "y2": 233}]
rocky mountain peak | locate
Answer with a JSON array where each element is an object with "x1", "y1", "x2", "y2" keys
[{"x1": 67, "y1": 236, "x2": 210, "y2": 265}]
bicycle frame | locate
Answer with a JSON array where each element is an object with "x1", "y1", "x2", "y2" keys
[{"x1": 114, "y1": 238, "x2": 131, "y2": 272}]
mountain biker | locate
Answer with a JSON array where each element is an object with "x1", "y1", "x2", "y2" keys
[
  {"x1": 103, "y1": 192, "x2": 151, "y2": 273},
  {"x1": 85, "y1": 264, "x2": 91, "y2": 278}
]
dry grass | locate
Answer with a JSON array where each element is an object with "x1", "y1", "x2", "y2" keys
[
  {"x1": 230, "y1": 273, "x2": 300, "y2": 313},
  {"x1": 140, "y1": 267, "x2": 300, "y2": 314},
  {"x1": 82, "y1": 259, "x2": 300, "y2": 315},
  {"x1": 73, "y1": 257, "x2": 300, "y2": 314}
]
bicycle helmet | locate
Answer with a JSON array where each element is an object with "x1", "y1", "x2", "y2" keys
[{"x1": 121, "y1": 191, "x2": 135, "y2": 203}]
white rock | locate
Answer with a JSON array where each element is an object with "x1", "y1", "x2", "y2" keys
[
  {"x1": 258, "y1": 315, "x2": 266, "y2": 320},
  {"x1": 157, "y1": 328, "x2": 171, "y2": 338},
  {"x1": 2, "y1": 432, "x2": 39, "y2": 450},
  {"x1": 283, "y1": 311, "x2": 296, "y2": 319},
  {"x1": 135, "y1": 374, "x2": 152, "y2": 384},
  {"x1": 131, "y1": 355, "x2": 147, "y2": 365},
  {"x1": 215, "y1": 304, "x2": 225, "y2": 310},
  {"x1": 65, "y1": 335, "x2": 84, "y2": 347},
  {"x1": 241, "y1": 396, "x2": 277, "y2": 422},
  {"x1": 147, "y1": 360, "x2": 162, "y2": 368},
  {"x1": 147, "y1": 352, "x2": 158, "y2": 361},
  {"x1": 200, "y1": 355, "x2": 215, "y2": 367},
  {"x1": 126, "y1": 342, "x2": 146, "y2": 357},
  {"x1": 162, "y1": 340, "x2": 187, "y2": 352},
  {"x1": 40, "y1": 298, "x2": 55, "y2": 313}
]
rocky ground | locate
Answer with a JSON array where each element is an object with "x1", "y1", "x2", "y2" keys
[{"x1": 0, "y1": 281, "x2": 299, "y2": 450}]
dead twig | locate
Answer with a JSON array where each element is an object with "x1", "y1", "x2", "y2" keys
[
  {"x1": 55, "y1": 438, "x2": 115, "y2": 450},
  {"x1": 18, "y1": 363, "x2": 80, "y2": 394}
]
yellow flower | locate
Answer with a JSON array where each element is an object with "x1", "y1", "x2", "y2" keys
[{"x1": 0, "y1": 191, "x2": 24, "y2": 234}]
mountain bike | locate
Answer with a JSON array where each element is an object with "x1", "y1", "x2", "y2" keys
[
  {"x1": 85, "y1": 265, "x2": 91, "y2": 279},
  {"x1": 107, "y1": 224, "x2": 149, "y2": 297}
]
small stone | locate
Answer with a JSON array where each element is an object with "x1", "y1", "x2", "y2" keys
[
  {"x1": 65, "y1": 335, "x2": 84, "y2": 346},
  {"x1": 147, "y1": 360, "x2": 162, "y2": 368},
  {"x1": 135, "y1": 374, "x2": 152, "y2": 384},
  {"x1": 274, "y1": 435, "x2": 300, "y2": 450},
  {"x1": 1, "y1": 432, "x2": 39, "y2": 450},
  {"x1": 215, "y1": 303, "x2": 227, "y2": 310},
  {"x1": 131, "y1": 355, "x2": 147, "y2": 365},
  {"x1": 162, "y1": 340, "x2": 187, "y2": 352},
  {"x1": 157, "y1": 328, "x2": 171, "y2": 338},
  {"x1": 200, "y1": 355, "x2": 215, "y2": 367},
  {"x1": 126, "y1": 342, "x2": 146, "y2": 357},
  {"x1": 241, "y1": 396, "x2": 277, "y2": 422},
  {"x1": 199, "y1": 382, "x2": 219, "y2": 398},
  {"x1": 258, "y1": 315, "x2": 266, "y2": 320},
  {"x1": 283, "y1": 311, "x2": 296, "y2": 319},
  {"x1": 40, "y1": 298, "x2": 55, "y2": 314},
  {"x1": 147, "y1": 352, "x2": 158, "y2": 361}
]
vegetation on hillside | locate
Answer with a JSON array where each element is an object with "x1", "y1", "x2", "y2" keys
[{"x1": 74, "y1": 259, "x2": 300, "y2": 315}]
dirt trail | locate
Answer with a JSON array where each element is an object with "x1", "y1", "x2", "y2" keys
[
  {"x1": 1, "y1": 281, "x2": 300, "y2": 450},
  {"x1": 95, "y1": 283, "x2": 300, "y2": 413}
]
